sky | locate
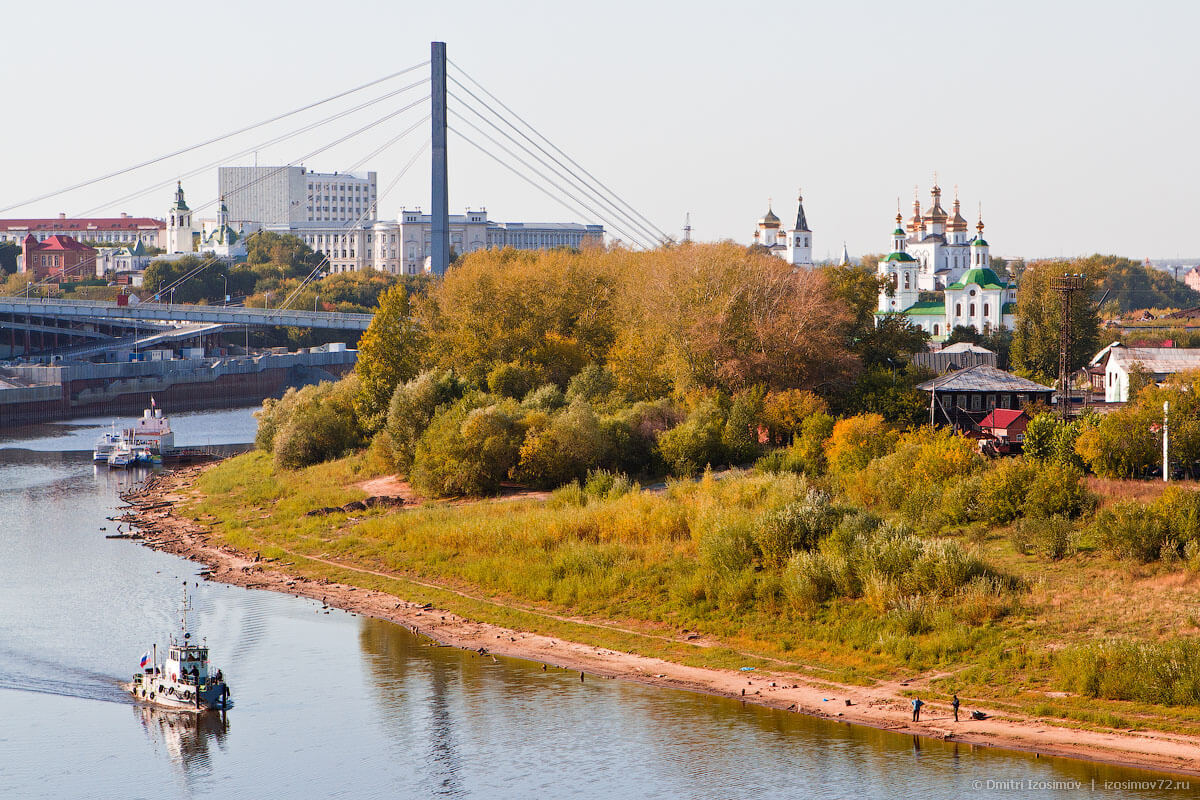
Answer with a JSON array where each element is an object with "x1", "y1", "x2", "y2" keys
[{"x1": 3, "y1": 0, "x2": 1198, "y2": 261}]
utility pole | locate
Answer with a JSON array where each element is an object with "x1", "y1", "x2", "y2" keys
[
  {"x1": 1050, "y1": 274, "x2": 1085, "y2": 419},
  {"x1": 1164, "y1": 400, "x2": 1170, "y2": 482},
  {"x1": 430, "y1": 41, "x2": 450, "y2": 277}
]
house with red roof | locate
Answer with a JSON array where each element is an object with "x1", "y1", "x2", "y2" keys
[
  {"x1": 978, "y1": 408, "x2": 1031, "y2": 452},
  {"x1": 19, "y1": 234, "x2": 97, "y2": 281}
]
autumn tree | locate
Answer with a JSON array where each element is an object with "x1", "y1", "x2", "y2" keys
[
  {"x1": 354, "y1": 285, "x2": 426, "y2": 432},
  {"x1": 1010, "y1": 259, "x2": 1102, "y2": 382}
]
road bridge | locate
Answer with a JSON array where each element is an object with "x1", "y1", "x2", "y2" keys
[{"x1": 0, "y1": 296, "x2": 374, "y2": 331}]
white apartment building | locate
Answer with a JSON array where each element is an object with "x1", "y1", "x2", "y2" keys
[
  {"x1": 218, "y1": 166, "x2": 378, "y2": 227},
  {"x1": 289, "y1": 208, "x2": 604, "y2": 275}
]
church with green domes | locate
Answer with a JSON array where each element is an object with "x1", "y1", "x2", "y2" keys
[{"x1": 875, "y1": 181, "x2": 1015, "y2": 341}]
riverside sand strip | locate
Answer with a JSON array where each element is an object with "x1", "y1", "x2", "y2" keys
[{"x1": 119, "y1": 465, "x2": 1200, "y2": 779}]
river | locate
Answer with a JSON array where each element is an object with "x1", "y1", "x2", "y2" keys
[{"x1": 0, "y1": 408, "x2": 1193, "y2": 799}]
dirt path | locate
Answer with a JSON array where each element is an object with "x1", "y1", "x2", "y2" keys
[{"x1": 119, "y1": 466, "x2": 1200, "y2": 778}]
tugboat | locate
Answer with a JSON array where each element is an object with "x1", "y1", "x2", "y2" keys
[
  {"x1": 126, "y1": 583, "x2": 232, "y2": 712},
  {"x1": 107, "y1": 442, "x2": 137, "y2": 469}
]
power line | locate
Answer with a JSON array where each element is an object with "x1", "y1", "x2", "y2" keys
[
  {"x1": 1, "y1": 61, "x2": 429, "y2": 215},
  {"x1": 448, "y1": 86, "x2": 662, "y2": 247},
  {"x1": 450, "y1": 112, "x2": 653, "y2": 248},
  {"x1": 448, "y1": 59, "x2": 669, "y2": 243}
]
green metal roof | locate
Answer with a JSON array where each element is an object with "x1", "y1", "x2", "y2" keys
[
  {"x1": 946, "y1": 267, "x2": 1005, "y2": 290},
  {"x1": 972, "y1": 236, "x2": 989, "y2": 247},
  {"x1": 893, "y1": 227, "x2": 905, "y2": 236},
  {"x1": 902, "y1": 301, "x2": 946, "y2": 316},
  {"x1": 883, "y1": 251, "x2": 917, "y2": 263}
]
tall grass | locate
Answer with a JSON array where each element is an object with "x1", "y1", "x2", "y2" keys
[{"x1": 1057, "y1": 639, "x2": 1200, "y2": 706}]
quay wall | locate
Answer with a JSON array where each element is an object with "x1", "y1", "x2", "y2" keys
[{"x1": 0, "y1": 350, "x2": 356, "y2": 426}]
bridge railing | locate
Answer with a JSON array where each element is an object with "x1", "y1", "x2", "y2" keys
[{"x1": 0, "y1": 296, "x2": 375, "y2": 329}]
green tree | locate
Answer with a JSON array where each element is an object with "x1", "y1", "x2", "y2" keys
[
  {"x1": 385, "y1": 368, "x2": 468, "y2": 472},
  {"x1": 1010, "y1": 260, "x2": 1101, "y2": 381},
  {"x1": 656, "y1": 399, "x2": 727, "y2": 477},
  {"x1": 410, "y1": 397, "x2": 524, "y2": 496},
  {"x1": 0, "y1": 242, "x2": 19, "y2": 275},
  {"x1": 354, "y1": 285, "x2": 426, "y2": 432}
]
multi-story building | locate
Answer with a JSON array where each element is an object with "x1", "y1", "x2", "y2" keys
[
  {"x1": 751, "y1": 193, "x2": 813, "y2": 267},
  {"x1": 289, "y1": 208, "x2": 604, "y2": 275},
  {"x1": 217, "y1": 166, "x2": 377, "y2": 227},
  {"x1": 19, "y1": 234, "x2": 96, "y2": 281},
  {"x1": 876, "y1": 181, "x2": 1016, "y2": 340},
  {"x1": 0, "y1": 214, "x2": 164, "y2": 248}
]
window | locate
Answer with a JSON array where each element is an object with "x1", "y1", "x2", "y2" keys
[
  {"x1": 969, "y1": 303, "x2": 976, "y2": 315},
  {"x1": 1000, "y1": 394, "x2": 1011, "y2": 409},
  {"x1": 933, "y1": 324, "x2": 939, "y2": 336},
  {"x1": 987, "y1": 395, "x2": 997, "y2": 410},
  {"x1": 971, "y1": 394, "x2": 982, "y2": 411},
  {"x1": 955, "y1": 303, "x2": 962, "y2": 316},
  {"x1": 903, "y1": 272, "x2": 910, "y2": 290},
  {"x1": 983, "y1": 303, "x2": 989, "y2": 317}
]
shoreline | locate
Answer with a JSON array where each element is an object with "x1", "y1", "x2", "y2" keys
[{"x1": 120, "y1": 465, "x2": 1200, "y2": 779}]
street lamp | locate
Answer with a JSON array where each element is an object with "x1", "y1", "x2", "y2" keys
[{"x1": 222, "y1": 275, "x2": 229, "y2": 307}]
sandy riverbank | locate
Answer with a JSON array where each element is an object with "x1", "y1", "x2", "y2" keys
[{"x1": 118, "y1": 464, "x2": 1200, "y2": 778}]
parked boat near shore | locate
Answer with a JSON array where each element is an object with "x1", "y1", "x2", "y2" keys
[{"x1": 95, "y1": 400, "x2": 174, "y2": 467}]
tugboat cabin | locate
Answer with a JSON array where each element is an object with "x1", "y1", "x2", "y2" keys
[{"x1": 167, "y1": 644, "x2": 210, "y2": 685}]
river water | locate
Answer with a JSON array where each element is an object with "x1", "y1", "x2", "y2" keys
[{"x1": 0, "y1": 408, "x2": 1194, "y2": 799}]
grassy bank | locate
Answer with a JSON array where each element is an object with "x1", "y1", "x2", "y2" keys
[{"x1": 182, "y1": 451, "x2": 1200, "y2": 735}]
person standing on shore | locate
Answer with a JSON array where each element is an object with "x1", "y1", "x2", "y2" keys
[
  {"x1": 911, "y1": 698, "x2": 924, "y2": 722},
  {"x1": 952, "y1": 694, "x2": 960, "y2": 722}
]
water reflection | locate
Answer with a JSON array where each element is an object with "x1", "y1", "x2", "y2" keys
[{"x1": 134, "y1": 705, "x2": 230, "y2": 778}]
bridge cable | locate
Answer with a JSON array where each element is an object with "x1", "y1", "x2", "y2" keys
[
  {"x1": 1, "y1": 61, "x2": 429, "y2": 214},
  {"x1": 447, "y1": 88, "x2": 662, "y2": 248},
  {"x1": 447, "y1": 82, "x2": 663, "y2": 247},
  {"x1": 448, "y1": 59, "x2": 669, "y2": 243},
  {"x1": 75, "y1": 78, "x2": 431, "y2": 218},
  {"x1": 448, "y1": 113, "x2": 653, "y2": 249},
  {"x1": 449, "y1": 123, "x2": 646, "y2": 250}
]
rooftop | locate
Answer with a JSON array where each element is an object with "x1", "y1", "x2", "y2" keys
[
  {"x1": 980, "y1": 408, "x2": 1028, "y2": 429},
  {"x1": 1097, "y1": 345, "x2": 1200, "y2": 374},
  {"x1": 946, "y1": 267, "x2": 1007, "y2": 290},
  {"x1": 1, "y1": 217, "x2": 164, "y2": 231},
  {"x1": 917, "y1": 364, "x2": 1053, "y2": 393}
]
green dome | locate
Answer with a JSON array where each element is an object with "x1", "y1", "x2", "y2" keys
[
  {"x1": 893, "y1": 227, "x2": 905, "y2": 236},
  {"x1": 946, "y1": 268, "x2": 1005, "y2": 290},
  {"x1": 883, "y1": 251, "x2": 917, "y2": 263},
  {"x1": 972, "y1": 236, "x2": 989, "y2": 247}
]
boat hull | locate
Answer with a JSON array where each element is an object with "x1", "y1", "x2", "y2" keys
[{"x1": 125, "y1": 675, "x2": 232, "y2": 713}]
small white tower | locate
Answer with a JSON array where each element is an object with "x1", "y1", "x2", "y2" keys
[
  {"x1": 785, "y1": 190, "x2": 813, "y2": 266},
  {"x1": 878, "y1": 212, "x2": 920, "y2": 313},
  {"x1": 166, "y1": 181, "x2": 193, "y2": 254},
  {"x1": 970, "y1": 211, "x2": 990, "y2": 269}
]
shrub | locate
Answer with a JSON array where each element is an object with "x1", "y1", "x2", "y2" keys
[
  {"x1": 583, "y1": 468, "x2": 635, "y2": 501},
  {"x1": 753, "y1": 489, "x2": 840, "y2": 568},
  {"x1": 1057, "y1": 639, "x2": 1200, "y2": 706},
  {"x1": 512, "y1": 399, "x2": 607, "y2": 489},
  {"x1": 657, "y1": 400, "x2": 726, "y2": 477},
  {"x1": 825, "y1": 413, "x2": 897, "y2": 479},
  {"x1": 722, "y1": 388, "x2": 766, "y2": 465},
  {"x1": 698, "y1": 517, "x2": 757, "y2": 576},
  {"x1": 1022, "y1": 464, "x2": 1095, "y2": 519},
  {"x1": 385, "y1": 369, "x2": 468, "y2": 472},
  {"x1": 1091, "y1": 500, "x2": 1169, "y2": 562},
  {"x1": 1013, "y1": 517, "x2": 1076, "y2": 560},
  {"x1": 487, "y1": 362, "x2": 535, "y2": 399},
  {"x1": 782, "y1": 550, "x2": 835, "y2": 609},
  {"x1": 522, "y1": 384, "x2": 566, "y2": 412},
  {"x1": 977, "y1": 459, "x2": 1040, "y2": 524},
  {"x1": 566, "y1": 363, "x2": 619, "y2": 404},
  {"x1": 265, "y1": 378, "x2": 364, "y2": 469},
  {"x1": 410, "y1": 396, "x2": 525, "y2": 496}
]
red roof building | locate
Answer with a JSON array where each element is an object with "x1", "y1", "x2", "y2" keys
[
  {"x1": 978, "y1": 408, "x2": 1030, "y2": 446},
  {"x1": 20, "y1": 234, "x2": 97, "y2": 281},
  {"x1": 0, "y1": 212, "x2": 164, "y2": 248}
]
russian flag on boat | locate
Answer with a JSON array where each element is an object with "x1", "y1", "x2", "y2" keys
[{"x1": 139, "y1": 651, "x2": 150, "y2": 668}]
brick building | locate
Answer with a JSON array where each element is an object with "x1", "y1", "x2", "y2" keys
[{"x1": 19, "y1": 234, "x2": 96, "y2": 281}]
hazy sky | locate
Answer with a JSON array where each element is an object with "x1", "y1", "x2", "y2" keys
[{"x1": 3, "y1": 0, "x2": 1198, "y2": 260}]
